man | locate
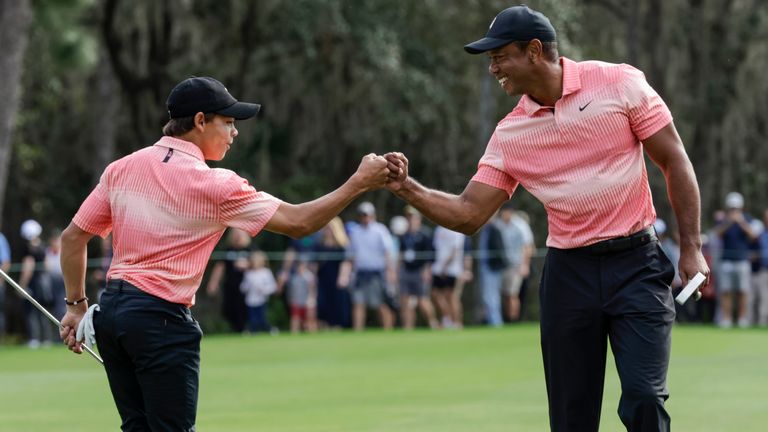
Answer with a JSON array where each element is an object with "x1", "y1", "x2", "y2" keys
[
  {"x1": 0, "y1": 230, "x2": 10, "y2": 337},
  {"x1": 496, "y1": 202, "x2": 533, "y2": 322},
  {"x1": 59, "y1": 76, "x2": 389, "y2": 431},
  {"x1": 714, "y1": 192, "x2": 756, "y2": 328},
  {"x1": 384, "y1": 5, "x2": 709, "y2": 431},
  {"x1": 397, "y1": 205, "x2": 438, "y2": 329},
  {"x1": 344, "y1": 201, "x2": 396, "y2": 331},
  {"x1": 430, "y1": 224, "x2": 467, "y2": 328}
]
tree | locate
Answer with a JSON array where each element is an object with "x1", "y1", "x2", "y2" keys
[{"x1": 0, "y1": 0, "x2": 33, "y2": 229}]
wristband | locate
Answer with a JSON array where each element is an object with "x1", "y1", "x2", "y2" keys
[{"x1": 65, "y1": 296, "x2": 89, "y2": 306}]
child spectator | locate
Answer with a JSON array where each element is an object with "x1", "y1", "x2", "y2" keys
[
  {"x1": 288, "y1": 254, "x2": 317, "y2": 333},
  {"x1": 239, "y1": 251, "x2": 277, "y2": 333}
]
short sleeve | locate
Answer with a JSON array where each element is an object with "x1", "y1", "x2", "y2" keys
[
  {"x1": 471, "y1": 131, "x2": 519, "y2": 197},
  {"x1": 620, "y1": 64, "x2": 673, "y2": 141},
  {"x1": 219, "y1": 172, "x2": 282, "y2": 237},
  {"x1": 73, "y1": 172, "x2": 113, "y2": 238}
]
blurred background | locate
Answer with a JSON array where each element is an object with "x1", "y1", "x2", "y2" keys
[{"x1": 1, "y1": 0, "x2": 767, "y2": 337}]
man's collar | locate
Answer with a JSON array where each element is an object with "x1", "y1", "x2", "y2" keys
[
  {"x1": 154, "y1": 136, "x2": 205, "y2": 161},
  {"x1": 519, "y1": 57, "x2": 581, "y2": 116},
  {"x1": 560, "y1": 57, "x2": 581, "y2": 97}
]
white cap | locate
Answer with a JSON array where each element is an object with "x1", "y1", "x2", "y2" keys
[
  {"x1": 20, "y1": 219, "x2": 42, "y2": 241},
  {"x1": 653, "y1": 218, "x2": 667, "y2": 236},
  {"x1": 357, "y1": 201, "x2": 375, "y2": 216},
  {"x1": 725, "y1": 192, "x2": 744, "y2": 209},
  {"x1": 389, "y1": 216, "x2": 408, "y2": 236}
]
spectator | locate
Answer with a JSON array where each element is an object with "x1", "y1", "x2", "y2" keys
[
  {"x1": 346, "y1": 201, "x2": 396, "y2": 331},
  {"x1": 287, "y1": 254, "x2": 317, "y2": 333},
  {"x1": 314, "y1": 217, "x2": 352, "y2": 328},
  {"x1": 747, "y1": 218, "x2": 765, "y2": 325},
  {"x1": 452, "y1": 236, "x2": 474, "y2": 329},
  {"x1": 45, "y1": 229, "x2": 66, "y2": 320},
  {"x1": 206, "y1": 228, "x2": 253, "y2": 333},
  {"x1": 19, "y1": 220, "x2": 54, "y2": 348},
  {"x1": 431, "y1": 225, "x2": 467, "y2": 328},
  {"x1": 514, "y1": 210, "x2": 535, "y2": 320},
  {"x1": 239, "y1": 251, "x2": 277, "y2": 333},
  {"x1": 0, "y1": 230, "x2": 10, "y2": 337},
  {"x1": 477, "y1": 212, "x2": 506, "y2": 326},
  {"x1": 497, "y1": 203, "x2": 533, "y2": 322},
  {"x1": 715, "y1": 192, "x2": 756, "y2": 328},
  {"x1": 314, "y1": 217, "x2": 353, "y2": 329},
  {"x1": 397, "y1": 206, "x2": 438, "y2": 330},
  {"x1": 754, "y1": 209, "x2": 768, "y2": 327}
]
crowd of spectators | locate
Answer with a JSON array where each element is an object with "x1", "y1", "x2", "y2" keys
[
  {"x1": 2, "y1": 190, "x2": 767, "y2": 345},
  {"x1": 204, "y1": 201, "x2": 535, "y2": 333}
]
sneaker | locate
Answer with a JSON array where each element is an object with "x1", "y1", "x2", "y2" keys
[
  {"x1": 27, "y1": 339, "x2": 41, "y2": 349},
  {"x1": 737, "y1": 318, "x2": 750, "y2": 328},
  {"x1": 718, "y1": 319, "x2": 733, "y2": 329}
]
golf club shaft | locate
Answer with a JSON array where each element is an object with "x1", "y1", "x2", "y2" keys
[{"x1": 0, "y1": 269, "x2": 103, "y2": 364}]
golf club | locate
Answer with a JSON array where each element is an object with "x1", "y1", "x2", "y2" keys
[{"x1": 0, "y1": 268, "x2": 103, "y2": 364}]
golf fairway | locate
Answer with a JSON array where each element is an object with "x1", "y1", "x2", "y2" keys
[{"x1": 0, "y1": 325, "x2": 765, "y2": 431}]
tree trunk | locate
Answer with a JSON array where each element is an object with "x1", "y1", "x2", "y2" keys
[{"x1": 0, "y1": 0, "x2": 33, "y2": 229}]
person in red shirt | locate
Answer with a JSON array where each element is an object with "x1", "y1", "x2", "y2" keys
[
  {"x1": 59, "y1": 76, "x2": 389, "y2": 431},
  {"x1": 384, "y1": 5, "x2": 709, "y2": 432}
]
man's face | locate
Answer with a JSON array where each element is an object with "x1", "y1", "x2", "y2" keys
[
  {"x1": 359, "y1": 213, "x2": 374, "y2": 226},
  {"x1": 200, "y1": 114, "x2": 238, "y2": 161},
  {"x1": 487, "y1": 42, "x2": 535, "y2": 97}
]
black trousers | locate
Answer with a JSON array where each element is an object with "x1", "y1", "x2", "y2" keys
[
  {"x1": 94, "y1": 280, "x2": 202, "y2": 431},
  {"x1": 540, "y1": 240, "x2": 676, "y2": 432}
]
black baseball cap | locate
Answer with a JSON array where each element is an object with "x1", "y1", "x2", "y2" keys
[
  {"x1": 166, "y1": 76, "x2": 261, "y2": 120},
  {"x1": 464, "y1": 5, "x2": 556, "y2": 54}
]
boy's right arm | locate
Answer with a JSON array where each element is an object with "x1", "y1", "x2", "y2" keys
[{"x1": 266, "y1": 154, "x2": 389, "y2": 239}]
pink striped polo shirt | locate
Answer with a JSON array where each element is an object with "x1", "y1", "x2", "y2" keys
[
  {"x1": 73, "y1": 136, "x2": 282, "y2": 306},
  {"x1": 472, "y1": 57, "x2": 672, "y2": 249}
]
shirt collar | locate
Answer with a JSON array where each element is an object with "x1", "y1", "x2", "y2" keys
[
  {"x1": 154, "y1": 136, "x2": 205, "y2": 161},
  {"x1": 519, "y1": 57, "x2": 581, "y2": 116}
]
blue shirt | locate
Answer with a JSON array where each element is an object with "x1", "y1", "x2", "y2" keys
[
  {"x1": 720, "y1": 218, "x2": 753, "y2": 261},
  {"x1": 0, "y1": 233, "x2": 10, "y2": 265}
]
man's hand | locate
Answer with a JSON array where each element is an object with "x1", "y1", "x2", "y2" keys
[
  {"x1": 678, "y1": 247, "x2": 711, "y2": 294},
  {"x1": 353, "y1": 153, "x2": 390, "y2": 191},
  {"x1": 60, "y1": 303, "x2": 88, "y2": 355},
  {"x1": 384, "y1": 152, "x2": 409, "y2": 193}
]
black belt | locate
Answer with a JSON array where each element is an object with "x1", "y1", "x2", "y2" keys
[
  {"x1": 578, "y1": 227, "x2": 656, "y2": 255},
  {"x1": 105, "y1": 279, "x2": 145, "y2": 294}
]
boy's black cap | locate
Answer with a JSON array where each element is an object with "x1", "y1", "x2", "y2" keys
[
  {"x1": 464, "y1": 5, "x2": 556, "y2": 54},
  {"x1": 166, "y1": 77, "x2": 261, "y2": 120}
]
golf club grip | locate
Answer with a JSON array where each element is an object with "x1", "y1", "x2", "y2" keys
[{"x1": 0, "y1": 269, "x2": 104, "y2": 365}]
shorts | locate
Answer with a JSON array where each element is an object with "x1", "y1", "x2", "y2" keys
[
  {"x1": 290, "y1": 305, "x2": 308, "y2": 320},
  {"x1": 718, "y1": 260, "x2": 751, "y2": 293},
  {"x1": 432, "y1": 275, "x2": 456, "y2": 291},
  {"x1": 400, "y1": 270, "x2": 428, "y2": 298},
  {"x1": 501, "y1": 267, "x2": 524, "y2": 296},
  {"x1": 352, "y1": 270, "x2": 385, "y2": 308}
]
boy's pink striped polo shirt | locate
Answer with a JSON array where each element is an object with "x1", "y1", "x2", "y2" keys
[
  {"x1": 73, "y1": 136, "x2": 281, "y2": 306},
  {"x1": 472, "y1": 57, "x2": 672, "y2": 249}
]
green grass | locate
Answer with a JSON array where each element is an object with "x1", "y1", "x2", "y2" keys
[{"x1": 0, "y1": 325, "x2": 766, "y2": 431}]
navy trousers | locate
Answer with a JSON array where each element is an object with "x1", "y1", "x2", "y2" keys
[
  {"x1": 94, "y1": 280, "x2": 202, "y2": 431},
  {"x1": 540, "y1": 239, "x2": 676, "y2": 432}
]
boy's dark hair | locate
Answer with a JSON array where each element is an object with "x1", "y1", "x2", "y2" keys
[{"x1": 162, "y1": 113, "x2": 216, "y2": 137}]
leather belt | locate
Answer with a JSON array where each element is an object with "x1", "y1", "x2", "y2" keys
[
  {"x1": 578, "y1": 227, "x2": 656, "y2": 254},
  {"x1": 105, "y1": 279, "x2": 144, "y2": 294}
]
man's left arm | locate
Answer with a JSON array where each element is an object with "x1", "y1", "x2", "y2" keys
[
  {"x1": 643, "y1": 122, "x2": 710, "y2": 286},
  {"x1": 59, "y1": 222, "x2": 96, "y2": 354}
]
